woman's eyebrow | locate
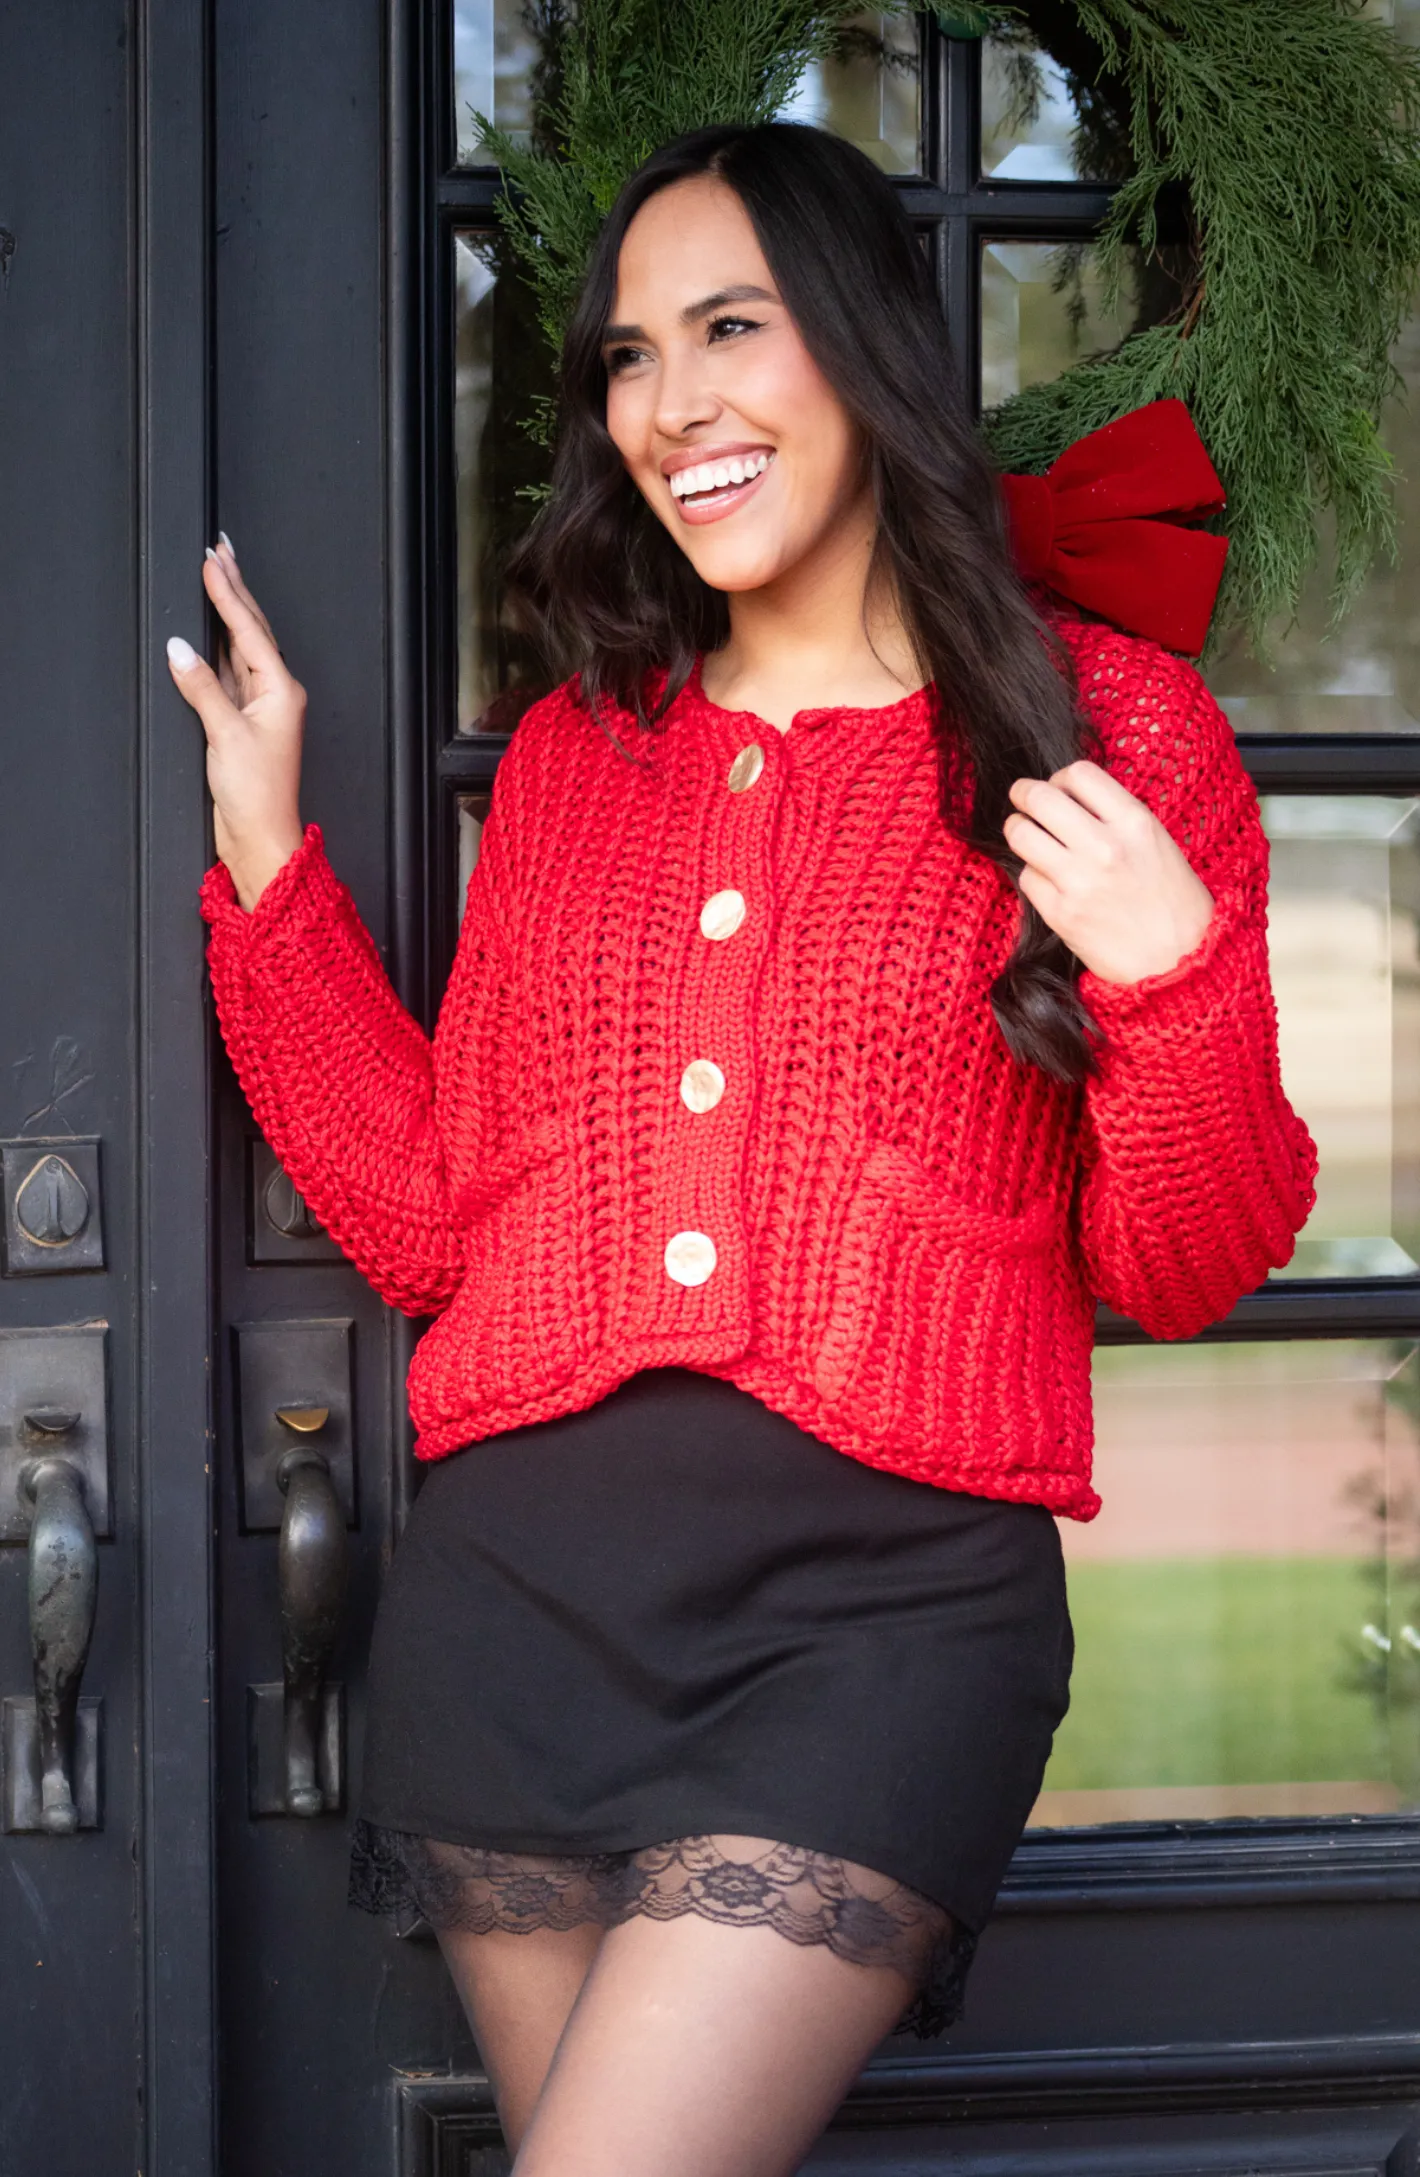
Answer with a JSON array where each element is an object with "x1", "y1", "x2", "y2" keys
[{"x1": 602, "y1": 284, "x2": 778, "y2": 344}]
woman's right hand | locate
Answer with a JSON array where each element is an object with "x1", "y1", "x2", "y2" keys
[{"x1": 166, "y1": 536, "x2": 306, "y2": 911}]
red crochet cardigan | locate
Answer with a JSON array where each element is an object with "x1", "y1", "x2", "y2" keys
[{"x1": 201, "y1": 618, "x2": 1317, "y2": 1520}]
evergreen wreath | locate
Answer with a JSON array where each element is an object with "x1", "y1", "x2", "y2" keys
[{"x1": 477, "y1": 1, "x2": 1420, "y2": 651}]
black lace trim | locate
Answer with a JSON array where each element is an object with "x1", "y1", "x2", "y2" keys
[{"x1": 348, "y1": 1818, "x2": 978, "y2": 2040}]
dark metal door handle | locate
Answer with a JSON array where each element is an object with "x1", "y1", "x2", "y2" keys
[
  {"x1": 20, "y1": 1408, "x2": 97, "y2": 1836},
  {"x1": 275, "y1": 1413, "x2": 348, "y2": 1818}
]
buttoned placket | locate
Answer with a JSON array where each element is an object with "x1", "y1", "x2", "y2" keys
[
  {"x1": 657, "y1": 698, "x2": 801, "y2": 1321},
  {"x1": 654, "y1": 680, "x2": 927, "y2": 1329}
]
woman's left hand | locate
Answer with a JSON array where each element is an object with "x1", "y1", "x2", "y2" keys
[{"x1": 1003, "y1": 761, "x2": 1215, "y2": 987}]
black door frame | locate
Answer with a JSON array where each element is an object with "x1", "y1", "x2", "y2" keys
[{"x1": 137, "y1": 1, "x2": 218, "y2": 2167}]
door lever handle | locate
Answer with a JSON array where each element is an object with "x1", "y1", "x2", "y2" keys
[
  {"x1": 20, "y1": 1409, "x2": 97, "y2": 1837},
  {"x1": 274, "y1": 1408, "x2": 348, "y2": 1816}
]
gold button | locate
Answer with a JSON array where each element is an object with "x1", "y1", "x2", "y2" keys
[
  {"x1": 680, "y1": 1059, "x2": 726, "y2": 1113},
  {"x1": 699, "y1": 888, "x2": 746, "y2": 941},
  {"x1": 728, "y1": 742, "x2": 765, "y2": 793},
  {"x1": 664, "y1": 1229, "x2": 717, "y2": 1286}
]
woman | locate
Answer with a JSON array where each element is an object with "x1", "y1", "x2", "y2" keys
[{"x1": 167, "y1": 124, "x2": 1315, "y2": 2177}]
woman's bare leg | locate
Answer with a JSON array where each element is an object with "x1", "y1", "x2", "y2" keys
[
  {"x1": 512, "y1": 1911, "x2": 920, "y2": 2177},
  {"x1": 436, "y1": 1921, "x2": 605, "y2": 2155}
]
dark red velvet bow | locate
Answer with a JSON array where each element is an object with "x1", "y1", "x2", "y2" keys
[{"x1": 1000, "y1": 399, "x2": 1229, "y2": 656}]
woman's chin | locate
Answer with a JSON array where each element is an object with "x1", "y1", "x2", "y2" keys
[{"x1": 680, "y1": 537, "x2": 792, "y2": 595}]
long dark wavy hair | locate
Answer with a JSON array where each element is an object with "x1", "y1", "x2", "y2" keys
[{"x1": 507, "y1": 122, "x2": 1100, "y2": 1081}]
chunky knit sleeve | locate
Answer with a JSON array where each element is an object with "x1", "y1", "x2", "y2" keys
[
  {"x1": 1069, "y1": 639, "x2": 1318, "y2": 1338},
  {"x1": 200, "y1": 805, "x2": 521, "y2": 1318}
]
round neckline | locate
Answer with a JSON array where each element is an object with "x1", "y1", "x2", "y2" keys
[{"x1": 686, "y1": 652, "x2": 932, "y2": 737}]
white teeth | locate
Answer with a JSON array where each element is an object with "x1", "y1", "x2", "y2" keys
[{"x1": 670, "y1": 450, "x2": 774, "y2": 499}]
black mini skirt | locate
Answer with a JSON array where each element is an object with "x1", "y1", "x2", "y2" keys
[{"x1": 348, "y1": 1366, "x2": 1073, "y2": 2036}]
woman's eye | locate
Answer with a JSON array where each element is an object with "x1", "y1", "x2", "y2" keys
[{"x1": 605, "y1": 318, "x2": 761, "y2": 373}]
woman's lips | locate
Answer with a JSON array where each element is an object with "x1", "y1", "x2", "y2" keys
[{"x1": 671, "y1": 460, "x2": 773, "y2": 527}]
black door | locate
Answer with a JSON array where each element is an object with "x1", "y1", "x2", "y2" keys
[{"x1": 6, "y1": 6, "x2": 1420, "y2": 2173}]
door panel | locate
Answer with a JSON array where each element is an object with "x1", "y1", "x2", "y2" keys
[
  {"x1": 394, "y1": 2067, "x2": 1420, "y2": 2177},
  {"x1": 0, "y1": 2, "x2": 220, "y2": 2170},
  {"x1": 0, "y1": 8, "x2": 143, "y2": 2169}
]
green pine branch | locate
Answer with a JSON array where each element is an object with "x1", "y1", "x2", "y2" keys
[{"x1": 980, "y1": 0, "x2": 1420, "y2": 651}]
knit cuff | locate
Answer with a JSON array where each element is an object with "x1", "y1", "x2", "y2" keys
[
  {"x1": 1077, "y1": 889, "x2": 1248, "y2": 1050},
  {"x1": 199, "y1": 823, "x2": 339, "y2": 946}
]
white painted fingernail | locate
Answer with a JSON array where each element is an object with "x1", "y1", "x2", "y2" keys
[
  {"x1": 167, "y1": 636, "x2": 198, "y2": 671},
  {"x1": 205, "y1": 545, "x2": 220, "y2": 563},
  {"x1": 218, "y1": 530, "x2": 235, "y2": 554}
]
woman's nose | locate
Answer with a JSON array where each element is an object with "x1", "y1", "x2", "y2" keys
[{"x1": 652, "y1": 346, "x2": 721, "y2": 440}]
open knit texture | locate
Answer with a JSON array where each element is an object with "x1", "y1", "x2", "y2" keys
[{"x1": 200, "y1": 618, "x2": 1317, "y2": 1521}]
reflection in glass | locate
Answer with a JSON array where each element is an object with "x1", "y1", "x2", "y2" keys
[
  {"x1": 980, "y1": 239, "x2": 1138, "y2": 411},
  {"x1": 453, "y1": 0, "x2": 539, "y2": 164},
  {"x1": 981, "y1": 32, "x2": 1110, "y2": 181},
  {"x1": 1263, "y1": 798, "x2": 1420, "y2": 1279},
  {"x1": 1032, "y1": 1340, "x2": 1420, "y2": 1827},
  {"x1": 454, "y1": 232, "x2": 554, "y2": 734},
  {"x1": 779, "y1": 10, "x2": 920, "y2": 174}
]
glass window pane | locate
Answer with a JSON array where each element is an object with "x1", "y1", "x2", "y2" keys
[
  {"x1": 453, "y1": 0, "x2": 538, "y2": 166},
  {"x1": 456, "y1": 793, "x2": 490, "y2": 924},
  {"x1": 1265, "y1": 797, "x2": 1420, "y2": 1280},
  {"x1": 1194, "y1": 0, "x2": 1420, "y2": 730},
  {"x1": 459, "y1": 5, "x2": 921, "y2": 174},
  {"x1": 1032, "y1": 1340, "x2": 1420, "y2": 1828},
  {"x1": 779, "y1": 10, "x2": 921, "y2": 175},
  {"x1": 454, "y1": 231, "x2": 554, "y2": 734},
  {"x1": 981, "y1": 31, "x2": 1116, "y2": 182},
  {"x1": 980, "y1": 239, "x2": 1139, "y2": 411},
  {"x1": 1204, "y1": 302, "x2": 1420, "y2": 735}
]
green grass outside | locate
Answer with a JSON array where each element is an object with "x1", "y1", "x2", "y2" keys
[{"x1": 1042, "y1": 1555, "x2": 1399, "y2": 1792}]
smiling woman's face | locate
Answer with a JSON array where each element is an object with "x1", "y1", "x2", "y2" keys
[{"x1": 602, "y1": 175, "x2": 868, "y2": 596}]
